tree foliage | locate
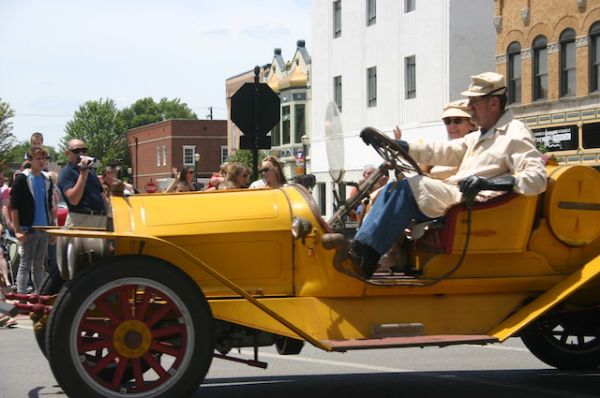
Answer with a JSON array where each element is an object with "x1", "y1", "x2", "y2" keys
[
  {"x1": 8, "y1": 140, "x2": 58, "y2": 164},
  {"x1": 62, "y1": 98, "x2": 127, "y2": 168},
  {"x1": 120, "y1": 97, "x2": 198, "y2": 130},
  {"x1": 226, "y1": 149, "x2": 269, "y2": 180},
  {"x1": 0, "y1": 99, "x2": 17, "y2": 169}
]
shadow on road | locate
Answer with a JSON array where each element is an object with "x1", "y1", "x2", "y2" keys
[{"x1": 196, "y1": 369, "x2": 600, "y2": 398}]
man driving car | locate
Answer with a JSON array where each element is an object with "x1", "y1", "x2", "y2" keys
[{"x1": 345, "y1": 72, "x2": 547, "y2": 279}]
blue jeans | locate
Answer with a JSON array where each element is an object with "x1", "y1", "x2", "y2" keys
[
  {"x1": 355, "y1": 179, "x2": 433, "y2": 255},
  {"x1": 16, "y1": 230, "x2": 49, "y2": 293}
]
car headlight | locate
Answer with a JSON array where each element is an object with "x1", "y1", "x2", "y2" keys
[{"x1": 291, "y1": 217, "x2": 313, "y2": 240}]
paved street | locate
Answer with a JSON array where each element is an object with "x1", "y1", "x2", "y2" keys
[{"x1": 1, "y1": 315, "x2": 600, "y2": 398}]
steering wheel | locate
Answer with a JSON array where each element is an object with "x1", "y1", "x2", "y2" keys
[{"x1": 360, "y1": 127, "x2": 424, "y2": 175}]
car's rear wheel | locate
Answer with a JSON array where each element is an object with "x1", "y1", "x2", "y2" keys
[
  {"x1": 276, "y1": 336, "x2": 305, "y2": 355},
  {"x1": 521, "y1": 314, "x2": 600, "y2": 370},
  {"x1": 46, "y1": 255, "x2": 214, "y2": 398}
]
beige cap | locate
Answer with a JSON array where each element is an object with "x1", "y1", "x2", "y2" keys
[
  {"x1": 461, "y1": 72, "x2": 506, "y2": 97},
  {"x1": 442, "y1": 99, "x2": 471, "y2": 119}
]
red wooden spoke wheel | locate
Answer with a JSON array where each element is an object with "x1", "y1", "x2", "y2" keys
[{"x1": 46, "y1": 256, "x2": 214, "y2": 398}]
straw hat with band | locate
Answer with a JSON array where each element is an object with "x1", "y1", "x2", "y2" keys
[
  {"x1": 460, "y1": 72, "x2": 507, "y2": 97},
  {"x1": 442, "y1": 99, "x2": 471, "y2": 119}
]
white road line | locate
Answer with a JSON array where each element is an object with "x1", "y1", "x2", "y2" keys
[
  {"x1": 480, "y1": 344, "x2": 529, "y2": 352},
  {"x1": 239, "y1": 349, "x2": 414, "y2": 373},
  {"x1": 234, "y1": 349, "x2": 593, "y2": 398},
  {"x1": 203, "y1": 380, "x2": 292, "y2": 388}
]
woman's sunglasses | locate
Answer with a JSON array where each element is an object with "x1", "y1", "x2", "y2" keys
[{"x1": 443, "y1": 118, "x2": 466, "y2": 125}]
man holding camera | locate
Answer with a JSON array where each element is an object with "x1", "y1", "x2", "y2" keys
[{"x1": 58, "y1": 139, "x2": 107, "y2": 229}]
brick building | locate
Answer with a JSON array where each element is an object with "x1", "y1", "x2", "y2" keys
[
  {"x1": 127, "y1": 119, "x2": 227, "y2": 192},
  {"x1": 495, "y1": 0, "x2": 600, "y2": 166}
]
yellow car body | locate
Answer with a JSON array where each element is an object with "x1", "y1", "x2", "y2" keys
[{"x1": 43, "y1": 162, "x2": 600, "y2": 397}]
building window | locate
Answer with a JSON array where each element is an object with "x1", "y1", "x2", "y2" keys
[
  {"x1": 405, "y1": 56, "x2": 416, "y2": 99},
  {"x1": 367, "y1": 67, "x2": 377, "y2": 107},
  {"x1": 282, "y1": 106, "x2": 291, "y2": 145},
  {"x1": 294, "y1": 104, "x2": 306, "y2": 144},
  {"x1": 334, "y1": 75, "x2": 342, "y2": 112},
  {"x1": 367, "y1": 0, "x2": 376, "y2": 26},
  {"x1": 533, "y1": 35, "x2": 548, "y2": 101},
  {"x1": 560, "y1": 28, "x2": 576, "y2": 97},
  {"x1": 405, "y1": 0, "x2": 415, "y2": 13},
  {"x1": 220, "y1": 145, "x2": 228, "y2": 164},
  {"x1": 271, "y1": 122, "x2": 280, "y2": 147},
  {"x1": 507, "y1": 42, "x2": 522, "y2": 104},
  {"x1": 333, "y1": 1, "x2": 342, "y2": 38},
  {"x1": 182, "y1": 145, "x2": 195, "y2": 166},
  {"x1": 162, "y1": 145, "x2": 167, "y2": 166},
  {"x1": 590, "y1": 22, "x2": 600, "y2": 93},
  {"x1": 156, "y1": 147, "x2": 160, "y2": 167}
]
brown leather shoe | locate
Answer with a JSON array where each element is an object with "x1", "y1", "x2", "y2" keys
[{"x1": 323, "y1": 233, "x2": 375, "y2": 279}]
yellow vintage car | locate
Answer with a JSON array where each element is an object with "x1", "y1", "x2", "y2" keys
[{"x1": 22, "y1": 127, "x2": 600, "y2": 398}]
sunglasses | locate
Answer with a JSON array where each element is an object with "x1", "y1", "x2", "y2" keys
[
  {"x1": 69, "y1": 147, "x2": 88, "y2": 155},
  {"x1": 468, "y1": 96, "x2": 490, "y2": 106},
  {"x1": 443, "y1": 118, "x2": 467, "y2": 125},
  {"x1": 261, "y1": 168, "x2": 272, "y2": 173}
]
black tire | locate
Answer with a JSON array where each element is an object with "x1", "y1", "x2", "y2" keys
[
  {"x1": 34, "y1": 267, "x2": 65, "y2": 357},
  {"x1": 46, "y1": 255, "x2": 214, "y2": 398},
  {"x1": 276, "y1": 336, "x2": 305, "y2": 355},
  {"x1": 521, "y1": 316, "x2": 600, "y2": 370}
]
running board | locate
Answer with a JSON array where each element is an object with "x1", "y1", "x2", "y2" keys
[{"x1": 322, "y1": 335, "x2": 498, "y2": 352}]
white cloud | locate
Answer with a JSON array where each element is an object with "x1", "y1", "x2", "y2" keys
[{"x1": 0, "y1": 0, "x2": 311, "y2": 147}]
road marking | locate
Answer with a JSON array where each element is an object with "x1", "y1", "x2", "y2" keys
[
  {"x1": 240, "y1": 349, "x2": 414, "y2": 373},
  {"x1": 203, "y1": 380, "x2": 292, "y2": 388},
  {"x1": 478, "y1": 344, "x2": 529, "y2": 352},
  {"x1": 234, "y1": 349, "x2": 593, "y2": 398}
]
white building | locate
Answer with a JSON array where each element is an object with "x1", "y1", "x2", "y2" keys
[{"x1": 310, "y1": 0, "x2": 496, "y2": 217}]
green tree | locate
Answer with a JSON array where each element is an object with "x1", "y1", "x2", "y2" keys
[
  {"x1": 120, "y1": 97, "x2": 198, "y2": 130},
  {"x1": 62, "y1": 98, "x2": 127, "y2": 168},
  {"x1": 0, "y1": 99, "x2": 17, "y2": 169},
  {"x1": 226, "y1": 149, "x2": 269, "y2": 179},
  {"x1": 8, "y1": 140, "x2": 58, "y2": 164}
]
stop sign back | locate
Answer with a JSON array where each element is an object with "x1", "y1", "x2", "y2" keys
[{"x1": 231, "y1": 82, "x2": 280, "y2": 149}]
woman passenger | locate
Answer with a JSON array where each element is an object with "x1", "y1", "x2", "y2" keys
[
  {"x1": 174, "y1": 166, "x2": 197, "y2": 192},
  {"x1": 219, "y1": 163, "x2": 250, "y2": 190},
  {"x1": 249, "y1": 156, "x2": 287, "y2": 189}
]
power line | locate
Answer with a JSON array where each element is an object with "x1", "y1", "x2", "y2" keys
[{"x1": 15, "y1": 113, "x2": 72, "y2": 118}]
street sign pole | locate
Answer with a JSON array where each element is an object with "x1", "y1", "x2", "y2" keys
[
  {"x1": 252, "y1": 65, "x2": 260, "y2": 179},
  {"x1": 231, "y1": 65, "x2": 280, "y2": 181}
]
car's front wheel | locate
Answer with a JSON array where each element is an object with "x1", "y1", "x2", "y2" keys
[{"x1": 46, "y1": 255, "x2": 214, "y2": 397}]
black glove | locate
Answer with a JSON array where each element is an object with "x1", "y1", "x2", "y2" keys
[{"x1": 459, "y1": 175, "x2": 516, "y2": 203}]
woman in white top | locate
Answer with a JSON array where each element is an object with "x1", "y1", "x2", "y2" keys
[{"x1": 249, "y1": 156, "x2": 287, "y2": 189}]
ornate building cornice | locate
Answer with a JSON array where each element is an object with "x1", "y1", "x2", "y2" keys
[{"x1": 576, "y1": 36, "x2": 589, "y2": 48}]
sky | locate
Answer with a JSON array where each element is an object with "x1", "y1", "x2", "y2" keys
[{"x1": 0, "y1": 0, "x2": 311, "y2": 148}]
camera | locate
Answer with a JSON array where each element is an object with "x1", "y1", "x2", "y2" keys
[{"x1": 78, "y1": 156, "x2": 99, "y2": 170}]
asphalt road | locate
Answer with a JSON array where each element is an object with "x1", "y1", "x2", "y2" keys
[{"x1": 1, "y1": 316, "x2": 599, "y2": 398}]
